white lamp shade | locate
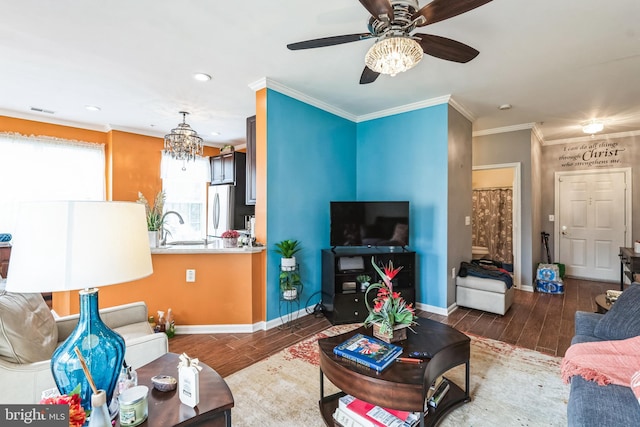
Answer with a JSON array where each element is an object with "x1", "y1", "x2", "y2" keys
[{"x1": 5, "y1": 201, "x2": 153, "y2": 292}]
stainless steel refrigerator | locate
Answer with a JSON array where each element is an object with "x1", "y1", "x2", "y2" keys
[
  {"x1": 208, "y1": 184, "x2": 234, "y2": 237},
  {"x1": 207, "y1": 184, "x2": 255, "y2": 237}
]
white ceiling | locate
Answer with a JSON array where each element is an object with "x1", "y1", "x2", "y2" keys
[{"x1": 2, "y1": 0, "x2": 640, "y2": 146}]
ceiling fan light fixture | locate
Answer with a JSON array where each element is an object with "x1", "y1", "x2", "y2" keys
[
  {"x1": 365, "y1": 37, "x2": 423, "y2": 77},
  {"x1": 582, "y1": 120, "x2": 604, "y2": 135},
  {"x1": 164, "y1": 111, "x2": 204, "y2": 163}
]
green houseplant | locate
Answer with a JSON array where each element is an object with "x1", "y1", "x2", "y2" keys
[
  {"x1": 137, "y1": 191, "x2": 165, "y2": 231},
  {"x1": 275, "y1": 239, "x2": 301, "y2": 271},
  {"x1": 279, "y1": 269, "x2": 303, "y2": 300}
]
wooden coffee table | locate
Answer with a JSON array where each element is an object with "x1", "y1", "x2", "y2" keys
[
  {"x1": 318, "y1": 317, "x2": 470, "y2": 427},
  {"x1": 115, "y1": 352, "x2": 234, "y2": 427}
]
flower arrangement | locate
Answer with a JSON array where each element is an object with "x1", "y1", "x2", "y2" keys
[
  {"x1": 364, "y1": 257, "x2": 417, "y2": 337},
  {"x1": 40, "y1": 386, "x2": 86, "y2": 427},
  {"x1": 221, "y1": 230, "x2": 240, "y2": 239},
  {"x1": 137, "y1": 191, "x2": 165, "y2": 231}
]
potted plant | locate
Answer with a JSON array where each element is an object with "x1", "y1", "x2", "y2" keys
[
  {"x1": 275, "y1": 239, "x2": 301, "y2": 271},
  {"x1": 137, "y1": 191, "x2": 165, "y2": 247},
  {"x1": 279, "y1": 269, "x2": 303, "y2": 301},
  {"x1": 364, "y1": 257, "x2": 417, "y2": 342},
  {"x1": 356, "y1": 274, "x2": 371, "y2": 292},
  {"x1": 221, "y1": 230, "x2": 239, "y2": 248}
]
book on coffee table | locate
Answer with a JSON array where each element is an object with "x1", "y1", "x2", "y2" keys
[{"x1": 333, "y1": 333, "x2": 403, "y2": 372}]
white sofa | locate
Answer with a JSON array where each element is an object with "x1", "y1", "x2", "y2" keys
[{"x1": 0, "y1": 301, "x2": 168, "y2": 404}]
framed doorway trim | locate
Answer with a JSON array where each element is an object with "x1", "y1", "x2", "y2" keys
[{"x1": 473, "y1": 162, "x2": 523, "y2": 290}]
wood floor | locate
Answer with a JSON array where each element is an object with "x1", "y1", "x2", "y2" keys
[{"x1": 169, "y1": 277, "x2": 613, "y2": 378}]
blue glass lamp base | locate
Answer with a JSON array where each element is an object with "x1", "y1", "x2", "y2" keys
[{"x1": 51, "y1": 288, "x2": 125, "y2": 411}]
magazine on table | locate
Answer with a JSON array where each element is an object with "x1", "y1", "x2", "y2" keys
[{"x1": 333, "y1": 333, "x2": 403, "y2": 372}]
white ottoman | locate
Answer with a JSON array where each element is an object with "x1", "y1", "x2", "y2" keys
[{"x1": 456, "y1": 275, "x2": 514, "y2": 315}]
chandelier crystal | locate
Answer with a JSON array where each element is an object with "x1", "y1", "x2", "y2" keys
[
  {"x1": 164, "y1": 111, "x2": 204, "y2": 162},
  {"x1": 365, "y1": 37, "x2": 423, "y2": 77}
]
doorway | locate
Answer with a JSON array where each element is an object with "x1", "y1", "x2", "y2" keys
[
  {"x1": 472, "y1": 163, "x2": 522, "y2": 289},
  {"x1": 554, "y1": 168, "x2": 631, "y2": 282}
]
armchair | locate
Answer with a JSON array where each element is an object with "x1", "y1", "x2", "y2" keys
[{"x1": 0, "y1": 300, "x2": 168, "y2": 404}]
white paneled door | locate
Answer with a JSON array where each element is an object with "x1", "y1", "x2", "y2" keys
[{"x1": 557, "y1": 171, "x2": 627, "y2": 281}]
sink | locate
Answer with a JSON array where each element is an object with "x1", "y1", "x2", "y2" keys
[{"x1": 166, "y1": 240, "x2": 208, "y2": 246}]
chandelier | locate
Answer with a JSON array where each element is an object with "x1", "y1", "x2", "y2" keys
[
  {"x1": 582, "y1": 120, "x2": 604, "y2": 135},
  {"x1": 365, "y1": 36, "x2": 423, "y2": 77},
  {"x1": 164, "y1": 111, "x2": 204, "y2": 162}
]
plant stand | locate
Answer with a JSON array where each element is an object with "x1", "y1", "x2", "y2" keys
[{"x1": 278, "y1": 265, "x2": 301, "y2": 331}]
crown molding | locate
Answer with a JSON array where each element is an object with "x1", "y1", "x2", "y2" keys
[
  {"x1": 357, "y1": 95, "x2": 453, "y2": 123},
  {"x1": 248, "y1": 78, "x2": 357, "y2": 122},
  {"x1": 543, "y1": 129, "x2": 640, "y2": 146},
  {"x1": 448, "y1": 97, "x2": 475, "y2": 123},
  {"x1": 472, "y1": 123, "x2": 537, "y2": 137},
  {"x1": 0, "y1": 108, "x2": 109, "y2": 132}
]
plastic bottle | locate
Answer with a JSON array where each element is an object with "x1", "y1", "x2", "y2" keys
[{"x1": 117, "y1": 361, "x2": 138, "y2": 397}]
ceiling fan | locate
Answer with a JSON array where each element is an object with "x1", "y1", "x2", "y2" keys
[{"x1": 287, "y1": 0, "x2": 492, "y2": 84}]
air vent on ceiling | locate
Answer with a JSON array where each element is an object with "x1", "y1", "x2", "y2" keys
[{"x1": 30, "y1": 107, "x2": 55, "y2": 114}]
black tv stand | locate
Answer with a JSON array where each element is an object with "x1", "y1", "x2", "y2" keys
[{"x1": 321, "y1": 247, "x2": 417, "y2": 325}]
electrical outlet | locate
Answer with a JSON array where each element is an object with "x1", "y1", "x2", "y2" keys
[
  {"x1": 186, "y1": 269, "x2": 196, "y2": 282},
  {"x1": 451, "y1": 267, "x2": 456, "y2": 279},
  {"x1": 549, "y1": 214, "x2": 555, "y2": 222}
]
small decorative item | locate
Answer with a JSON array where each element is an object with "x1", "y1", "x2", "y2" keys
[
  {"x1": 220, "y1": 144, "x2": 234, "y2": 154},
  {"x1": 151, "y1": 375, "x2": 178, "y2": 392},
  {"x1": 364, "y1": 257, "x2": 417, "y2": 343},
  {"x1": 178, "y1": 353, "x2": 202, "y2": 408},
  {"x1": 118, "y1": 386, "x2": 149, "y2": 427},
  {"x1": 635, "y1": 240, "x2": 640, "y2": 253},
  {"x1": 356, "y1": 274, "x2": 371, "y2": 292},
  {"x1": 221, "y1": 230, "x2": 239, "y2": 248},
  {"x1": 40, "y1": 385, "x2": 86, "y2": 427}
]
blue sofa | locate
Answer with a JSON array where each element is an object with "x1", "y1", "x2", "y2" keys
[{"x1": 567, "y1": 284, "x2": 640, "y2": 426}]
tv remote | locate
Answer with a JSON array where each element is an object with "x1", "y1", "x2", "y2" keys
[{"x1": 408, "y1": 351, "x2": 433, "y2": 359}]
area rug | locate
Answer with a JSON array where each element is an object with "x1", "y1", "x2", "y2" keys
[{"x1": 225, "y1": 324, "x2": 568, "y2": 426}]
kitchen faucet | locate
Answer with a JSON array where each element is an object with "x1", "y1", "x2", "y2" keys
[{"x1": 160, "y1": 211, "x2": 184, "y2": 246}]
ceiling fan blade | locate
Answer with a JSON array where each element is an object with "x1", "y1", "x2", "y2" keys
[
  {"x1": 360, "y1": 66, "x2": 380, "y2": 84},
  {"x1": 358, "y1": 0, "x2": 394, "y2": 21},
  {"x1": 413, "y1": 0, "x2": 492, "y2": 27},
  {"x1": 287, "y1": 33, "x2": 374, "y2": 50},
  {"x1": 416, "y1": 33, "x2": 479, "y2": 63}
]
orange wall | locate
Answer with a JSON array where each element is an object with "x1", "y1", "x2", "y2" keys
[
  {"x1": 56, "y1": 252, "x2": 263, "y2": 325},
  {"x1": 2, "y1": 115, "x2": 265, "y2": 326}
]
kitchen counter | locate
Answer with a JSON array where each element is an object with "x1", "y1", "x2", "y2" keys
[{"x1": 150, "y1": 242, "x2": 265, "y2": 254}]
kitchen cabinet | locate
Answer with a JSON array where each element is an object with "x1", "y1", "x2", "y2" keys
[
  {"x1": 245, "y1": 115, "x2": 256, "y2": 205},
  {"x1": 210, "y1": 152, "x2": 244, "y2": 185}
]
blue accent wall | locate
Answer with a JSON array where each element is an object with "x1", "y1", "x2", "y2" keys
[
  {"x1": 266, "y1": 89, "x2": 356, "y2": 321},
  {"x1": 265, "y1": 89, "x2": 451, "y2": 321},
  {"x1": 356, "y1": 106, "x2": 450, "y2": 308}
]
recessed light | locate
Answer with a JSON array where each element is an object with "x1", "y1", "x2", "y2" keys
[
  {"x1": 85, "y1": 105, "x2": 101, "y2": 112},
  {"x1": 193, "y1": 73, "x2": 212, "y2": 82},
  {"x1": 498, "y1": 104, "x2": 512, "y2": 110}
]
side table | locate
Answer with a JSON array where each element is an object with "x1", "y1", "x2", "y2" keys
[
  {"x1": 594, "y1": 294, "x2": 612, "y2": 314},
  {"x1": 115, "y1": 352, "x2": 234, "y2": 427}
]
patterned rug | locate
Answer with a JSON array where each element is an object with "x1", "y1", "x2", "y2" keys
[{"x1": 225, "y1": 324, "x2": 569, "y2": 426}]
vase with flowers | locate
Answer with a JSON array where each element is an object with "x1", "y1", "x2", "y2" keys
[
  {"x1": 137, "y1": 191, "x2": 165, "y2": 247},
  {"x1": 364, "y1": 256, "x2": 417, "y2": 343},
  {"x1": 221, "y1": 230, "x2": 239, "y2": 248}
]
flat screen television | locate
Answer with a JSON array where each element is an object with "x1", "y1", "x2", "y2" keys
[{"x1": 330, "y1": 201, "x2": 409, "y2": 247}]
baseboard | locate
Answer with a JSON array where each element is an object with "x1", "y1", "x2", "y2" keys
[
  {"x1": 174, "y1": 305, "x2": 313, "y2": 334},
  {"x1": 416, "y1": 301, "x2": 450, "y2": 316}
]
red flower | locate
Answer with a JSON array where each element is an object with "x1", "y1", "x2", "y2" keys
[
  {"x1": 40, "y1": 393, "x2": 86, "y2": 427},
  {"x1": 383, "y1": 261, "x2": 403, "y2": 281}
]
